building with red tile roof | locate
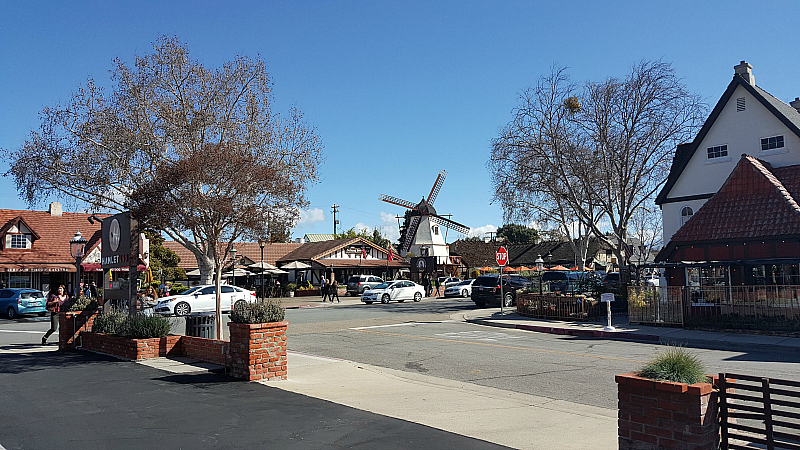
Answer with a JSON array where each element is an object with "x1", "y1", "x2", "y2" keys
[{"x1": 0, "y1": 202, "x2": 107, "y2": 293}]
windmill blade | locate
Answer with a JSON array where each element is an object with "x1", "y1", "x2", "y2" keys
[
  {"x1": 426, "y1": 170, "x2": 447, "y2": 205},
  {"x1": 379, "y1": 194, "x2": 418, "y2": 210},
  {"x1": 429, "y1": 213, "x2": 470, "y2": 235},
  {"x1": 401, "y1": 216, "x2": 421, "y2": 254}
]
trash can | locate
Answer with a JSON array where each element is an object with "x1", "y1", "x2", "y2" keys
[{"x1": 185, "y1": 313, "x2": 216, "y2": 339}]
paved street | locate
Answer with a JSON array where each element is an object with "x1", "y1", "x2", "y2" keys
[{"x1": 2, "y1": 297, "x2": 800, "y2": 449}]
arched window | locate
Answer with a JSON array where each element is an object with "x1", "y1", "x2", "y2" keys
[
  {"x1": 681, "y1": 206, "x2": 693, "y2": 226},
  {"x1": 433, "y1": 225, "x2": 440, "y2": 235}
]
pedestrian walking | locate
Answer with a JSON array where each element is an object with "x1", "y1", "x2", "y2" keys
[
  {"x1": 330, "y1": 279, "x2": 340, "y2": 303},
  {"x1": 434, "y1": 277, "x2": 441, "y2": 298},
  {"x1": 42, "y1": 285, "x2": 68, "y2": 345},
  {"x1": 321, "y1": 278, "x2": 330, "y2": 302},
  {"x1": 422, "y1": 276, "x2": 430, "y2": 297}
]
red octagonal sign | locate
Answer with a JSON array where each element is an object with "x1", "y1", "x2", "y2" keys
[{"x1": 496, "y1": 246, "x2": 508, "y2": 267}]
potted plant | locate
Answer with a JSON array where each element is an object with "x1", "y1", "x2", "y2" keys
[
  {"x1": 285, "y1": 283, "x2": 297, "y2": 297},
  {"x1": 228, "y1": 300, "x2": 288, "y2": 381}
]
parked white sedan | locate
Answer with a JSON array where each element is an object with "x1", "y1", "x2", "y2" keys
[
  {"x1": 361, "y1": 280, "x2": 425, "y2": 304},
  {"x1": 155, "y1": 285, "x2": 256, "y2": 316},
  {"x1": 444, "y1": 279, "x2": 475, "y2": 298}
]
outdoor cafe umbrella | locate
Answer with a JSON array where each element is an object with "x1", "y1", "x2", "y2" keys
[
  {"x1": 281, "y1": 261, "x2": 311, "y2": 270},
  {"x1": 550, "y1": 265, "x2": 569, "y2": 271},
  {"x1": 223, "y1": 268, "x2": 254, "y2": 277},
  {"x1": 248, "y1": 262, "x2": 279, "y2": 271},
  {"x1": 478, "y1": 266, "x2": 492, "y2": 271}
]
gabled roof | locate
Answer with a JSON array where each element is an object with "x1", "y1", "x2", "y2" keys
[
  {"x1": 276, "y1": 238, "x2": 399, "y2": 263},
  {"x1": 162, "y1": 241, "x2": 302, "y2": 270},
  {"x1": 0, "y1": 208, "x2": 105, "y2": 267},
  {"x1": 656, "y1": 74, "x2": 800, "y2": 205},
  {"x1": 0, "y1": 216, "x2": 41, "y2": 241},
  {"x1": 668, "y1": 155, "x2": 800, "y2": 243}
]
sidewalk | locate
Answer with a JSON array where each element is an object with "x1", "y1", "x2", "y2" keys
[{"x1": 458, "y1": 309, "x2": 800, "y2": 352}]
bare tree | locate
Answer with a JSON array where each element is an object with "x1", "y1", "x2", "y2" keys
[
  {"x1": 490, "y1": 61, "x2": 705, "y2": 275},
  {"x1": 3, "y1": 36, "x2": 323, "y2": 336}
]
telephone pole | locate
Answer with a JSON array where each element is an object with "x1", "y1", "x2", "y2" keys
[{"x1": 331, "y1": 204, "x2": 340, "y2": 235}]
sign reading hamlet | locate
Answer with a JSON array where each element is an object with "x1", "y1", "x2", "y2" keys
[{"x1": 101, "y1": 212, "x2": 139, "y2": 268}]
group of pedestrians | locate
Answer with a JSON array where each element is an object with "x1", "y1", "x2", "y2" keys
[
  {"x1": 421, "y1": 276, "x2": 443, "y2": 298},
  {"x1": 320, "y1": 278, "x2": 340, "y2": 303}
]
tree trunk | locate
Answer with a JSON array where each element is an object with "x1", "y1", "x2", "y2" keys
[{"x1": 215, "y1": 264, "x2": 223, "y2": 340}]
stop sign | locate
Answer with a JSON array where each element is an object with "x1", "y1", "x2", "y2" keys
[{"x1": 496, "y1": 246, "x2": 508, "y2": 267}]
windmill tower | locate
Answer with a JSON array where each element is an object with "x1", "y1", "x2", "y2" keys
[{"x1": 379, "y1": 170, "x2": 470, "y2": 263}]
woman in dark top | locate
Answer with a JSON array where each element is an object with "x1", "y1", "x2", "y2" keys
[{"x1": 42, "y1": 285, "x2": 68, "y2": 345}]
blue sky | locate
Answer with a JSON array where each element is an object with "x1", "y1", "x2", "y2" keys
[{"x1": 2, "y1": 1, "x2": 799, "y2": 244}]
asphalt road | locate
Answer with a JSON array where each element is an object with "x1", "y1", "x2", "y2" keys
[{"x1": 284, "y1": 298, "x2": 800, "y2": 410}]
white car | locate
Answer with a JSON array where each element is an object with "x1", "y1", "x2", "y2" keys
[
  {"x1": 444, "y1": 279, "x2": 475, "y2": 298},
  {"x1": 361, "y1": 280, "x2": 425, "y2": 304},
  {"x1": 154, "y1": 285, "x2": 256, "y2": 316}
]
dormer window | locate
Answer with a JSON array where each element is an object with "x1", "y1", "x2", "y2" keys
[
  {"x1": 761, "y1": 135, "x2": 784, "y2": 151},
  {"x1": 9, "y1": 234, "x2": 29, "y2": 249},
  {"x1": 433, "y1": 225, "x2": 440, "y2": 235}
]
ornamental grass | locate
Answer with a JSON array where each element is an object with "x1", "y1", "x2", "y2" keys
[{"x1": 638, "y1": 346, "x2": 710, "y2": 384}]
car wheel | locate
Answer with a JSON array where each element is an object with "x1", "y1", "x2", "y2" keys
[
  {"x1": 364, "y1": 301, "x2": 373, "y2": 305},
  {"x1": 473, "y1": 300, "x2": 486, "y2": 308},
  {"x1": 413, "y1": 292, "x2": 422, "y2": 302},
  {"x1": 461, "y1": 289, "x2": 469, "y2": 298},
  {"x1": 381, "y1": 294, "x2": 390, "y2": 304},
  {"x1": 174, "y1": 302, "x2": 191, "y2": 316},
  {"x1": 7, "y1": 306, "x2": 18, "y2": 319},
  {"x1": 503, "y1": 293, "x2": 514, "y2": 307}
]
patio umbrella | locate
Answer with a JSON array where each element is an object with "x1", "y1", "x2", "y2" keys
[
  {"x1": 223, "y1": 268, "x2": 254, "y2": 277},
  {"x1": 502, "y1": 266, "x2": 517, "y2": 272},
  {"x1": 478, "y1": 266, "x2": 492, "y2": 271},
  {"x1": 281, "y1": 261, "x2": 311, "y2": 270},
  {"x1": 265, "y1": 268, "x2": 288, "y2": 275},
  {"x1": 550, "y1": 265, "x2": 569, "y2": 271},
  {"x1": 248, "y1": 262, "x2": 279, "y2": 271},
  {"x1": 186, "y1": 269, "x2": 201, "y2": 276}
]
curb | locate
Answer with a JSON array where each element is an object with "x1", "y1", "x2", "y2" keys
[{"x1": 469, "y1": 319, "x2": 660, "y2": 342}]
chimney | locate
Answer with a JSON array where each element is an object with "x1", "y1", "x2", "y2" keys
[
  {"x1": 734, "y1": 60, "x2": 755, "y2": 85},
  {"x1": 790, "y1": 97, "x2": 800, "y2": 114},
  {"x1": 49, "y1": 202, "x2": 62, "y2": 217}
]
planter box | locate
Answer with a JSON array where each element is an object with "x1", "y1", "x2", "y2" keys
[
  {"x1": 616, "y1": 372, "x2": 719, "y2": 450},
  {"x1": 81, "y1": 333, "x2": 181, "y2": 360},
  {"x1": 228, "y1": 321, "x2": 288, "y2": 381},
  {"x1": 58, "y1": 310, "x2": 98, "y2": 350},
  {"x1": 293, "y1": 289, "x2": 319, "y2": 297}
]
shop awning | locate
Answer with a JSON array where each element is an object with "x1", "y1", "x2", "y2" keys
[{"x1": 81, "y1": 263, "x2": 148, "y2": 272}]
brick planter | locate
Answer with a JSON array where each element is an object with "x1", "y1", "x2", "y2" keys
[
  {"x1": 81, "y1": 333, "x2": 181, "y2": 360},
  {"x1": 228, "y1": 321, "x2": 288, "y2": 381},
  {"x1": 293, "y1": 289, "x2": 320, "y2": 297},
  {"x1": 58, "y1": 310, "x2": 98, "y2": 350},
  {"x1": 616, "y1": 372, "x2": 719, "y2": 449}
]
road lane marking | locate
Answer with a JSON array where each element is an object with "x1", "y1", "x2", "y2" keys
[
  {"x1": 0, "y1": 330, "x2": 46, "y2": 334},
  {"x1": 350, "y1": 321, "x2": 455, "y2": 330},
  {"x1": 435, "y1": 331, "x2": 523, "y2": 341},
  {"x1": 353, "y1": 328, "x2": 648, "y2": 363}
]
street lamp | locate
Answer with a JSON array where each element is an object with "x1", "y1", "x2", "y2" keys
[
  {"x1": 535, "y1": 254, "x2": 544, "y2": 294},
  {"x1": 229, "y1": 247, "x2": 238, "y2": 286},
  {"x1": 259, "y1": 240, "x2": 266, "y2": 300},
  {"x1": 70, "y1": 231, "x2": 87, "y2": 297}
]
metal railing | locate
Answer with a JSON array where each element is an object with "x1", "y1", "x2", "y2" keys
[
  {"x1": 628, "y1": 285, "x2": 800, "y2": 330},
  {"x1": 516, "y1": 293, "x2": 602, "y2": 321}
]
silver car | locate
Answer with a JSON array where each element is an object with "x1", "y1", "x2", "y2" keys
[
  {"x1": 443, "y1": 279, "x2": 475, "y2": 298},
  {"x1": 361, "y1": 281, "x2": 424, "y2": 304}
]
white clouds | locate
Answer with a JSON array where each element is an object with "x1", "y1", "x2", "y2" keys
[
  {"x1": 468, "y1": 224, "x2": 497, "y2": 238},
  {"x1": 353, "y1": 212, "x2": 401, "y2": 242},
  {"x1": 298, "y1": 208, "x2": 325, "y2": 225}
]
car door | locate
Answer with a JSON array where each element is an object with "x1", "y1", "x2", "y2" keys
[
  {"x1": 221, "y1": 285, "x2": 236, "y2": 310},
  {"x1": 195, "y1": 286, "x2": 216, "y2": 312},
  {"x1": 0, "y1": 289, "x2": 14, "y2": 310}
]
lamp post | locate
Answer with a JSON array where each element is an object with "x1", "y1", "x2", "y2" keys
[
  {"x1": 229, "y1": 247, "x2": 238, "y2": 286},
  {"x1": 535, "y1": 254, "x2": 544, "y2": 295},
  {"x1": 69, "y1": 231, "x2": 87, "y2": 298},
  {"x1": 259, "y1": 240, "x2": 266, "y2": 300}
]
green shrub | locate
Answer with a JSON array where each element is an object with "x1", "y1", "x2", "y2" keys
[
  {"x1": 92, "y1": 310, "x2": 127, "y2": 334},
  {"x1": 285, "y1": 283, "x2": 298, "y2": 292},
  {"x1": 91, "y1": 311, "x2": 171, "y2": 339},
  {"x1": 170, "y1": 284, "x2": 188, "y2": 294},
  {"x1": 69, "y1": 296, "x2": 99, "y2": 311},
  {"x1": 639, "y1": 346, "x2": 710, "y2": 384},
  {"x1": 230, "y1": 299, "x2": 285, "y2": 324}
]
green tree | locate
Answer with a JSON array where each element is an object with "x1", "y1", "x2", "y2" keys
[
  {"x1": 497, "y1": 224, "x2": 539, "y2": 244},
  {"x1": 334, "y1": 227, "x2": 392, "y2": 249},
  {"x1": 142, "y1": 230, "x2": 186, "y2": 281}
]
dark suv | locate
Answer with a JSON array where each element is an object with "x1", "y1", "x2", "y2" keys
[
  {"x1": 346, "y1": 275, "x2": 384, "y2": 296},
  {"x1": 470, "y1": 274, "x2": 530, "y2": 307}
]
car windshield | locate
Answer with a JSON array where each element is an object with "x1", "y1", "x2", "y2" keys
[
  {"x1": 347, "y1": 276, "x2": 360, "y2": 283},
  {"x1": 457, "y1": 280, "x2": 471, "y2": 286},
  {"x1": 181, "y1": 286, "x2": 203, "y2": 295},
  {"x1": 371, "y1": 282, "x2": 391, "y2": 289},
  {"x1": 20, "y1": 291, "x2": 44, "y2": 299}
]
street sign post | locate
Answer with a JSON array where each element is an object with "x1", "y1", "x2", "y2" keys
[
  {"x1": 601, "y1": 293, "x2": 616, "y2": 331},
  {"x1": 497, "y1": 247, "x2": 508, "y2": 313}
]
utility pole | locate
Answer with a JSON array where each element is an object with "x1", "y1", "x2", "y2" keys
[
  {"x1": 331, "y1": 204, "x2": 340, "y2": 235},
  {"x1": 486, "y1": 231, "x2": 496, "y2": 241}
]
